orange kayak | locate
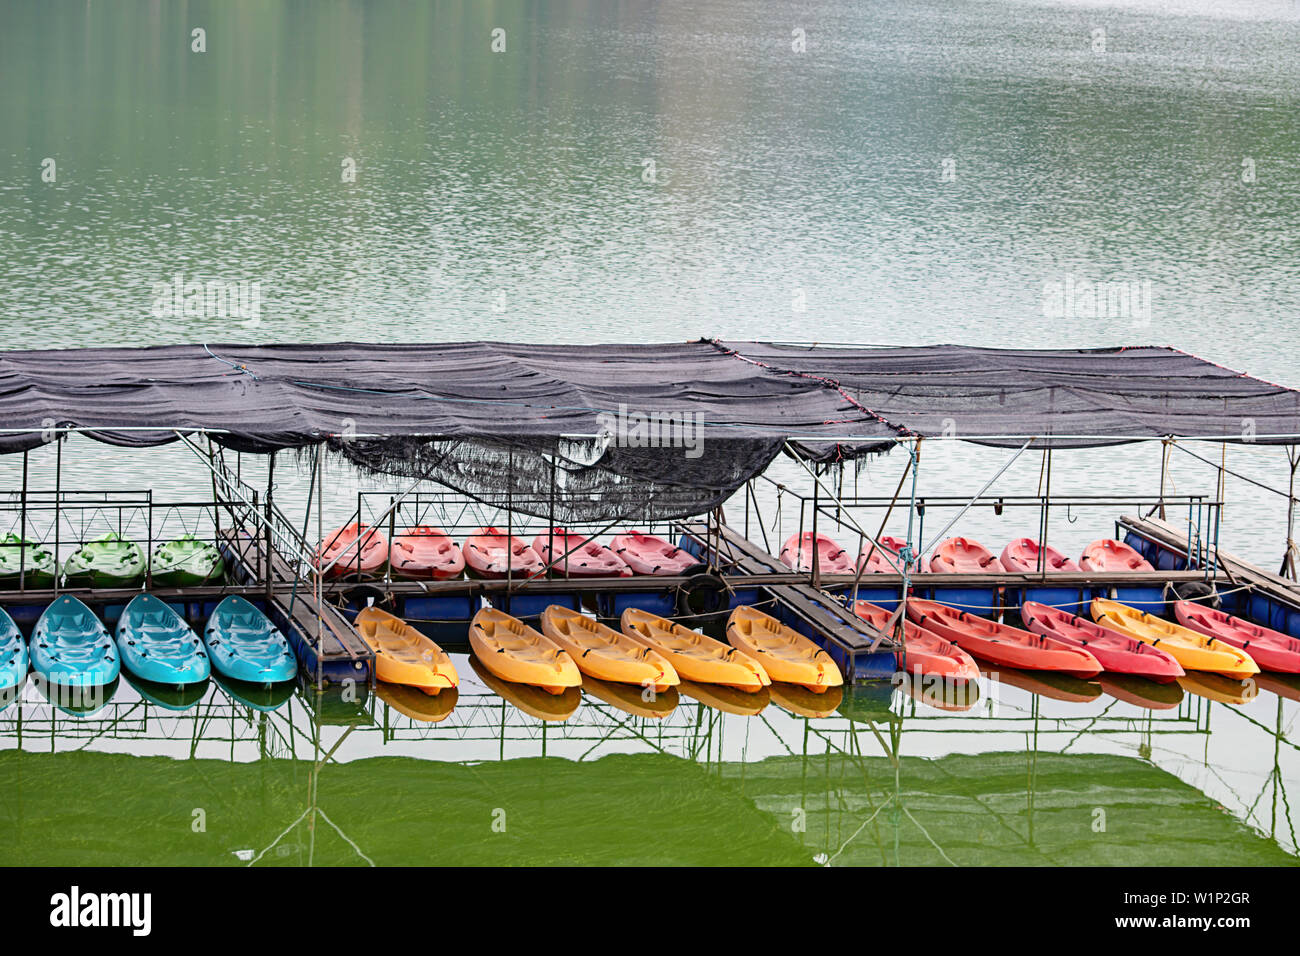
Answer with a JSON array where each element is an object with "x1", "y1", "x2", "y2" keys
[
  {"x1": 463, "y1": 527, "x2": 545, "y2": 580},
  {"x1": 1090, "y1": 599, "x2": 1258, "y2": 678},
  {"x1": 1080, "y1": 538, "x2": 1152, "y2": 572},
  {"x1": 620, "y1": 608, "x2": 768, "y2": 691},
  {"x1": 725, "y1": 606, "x2": 843, "y2": 693},
  {"x1": 928, "y1": 537, "x2": 1005, "y2": 573},
  {"x1": 469, "y1": 607, "x2": 581, "y2": 694},
  {"x1": 315, "y1": 523, "x2": 387, "y2": 578},
  {"x1": 906, "y1": 598, "x2": 1101, "y2": 678},
  {"x1": 540, "y1": 605, "x2": 678, "y2": 692},
  {"x1": 354, "y1": 607, "x2": 458, "y2": 694},
  {"x1": 779, "y1": 532, "x2": 855, "y2": 574},
  {"x1": 853, "y1": 599, "x2": 979, "y2": 683},
  {"x1": 388, "y1": 526, "x2": 464, "y2": 580}
]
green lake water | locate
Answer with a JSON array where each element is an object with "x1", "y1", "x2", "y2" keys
[{"x1": 2, "y1": 0, "x2": 1299, "y2": 865}]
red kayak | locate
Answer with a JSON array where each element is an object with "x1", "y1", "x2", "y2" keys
[
  {"x1": 858, "y1": 535, "x2": 909, "y2": 573},
  {"x1": 533, "y1": 530, "x2": 631, "y2": 577},
  {"x1": 389, "y1": 526, "x2": 465, "y2": 580},
  {"x1": 1080, "y1": 538, "x2": 1153, "y2": 572},
  {"x1": 1021, "y1": 600, "x2": 1184, "y2": 682},
  {"x1": 779, "y1": 532, "x2": 855, "y2": 574},
  {"x1": 906, "y1": 598, "x2": 1101, "y2": 677},
  {"x1": 463, "y1": 527, "x2": 545, "y2": 580},
  {"x1": 1174, "y1": 601, "x2": 1300, "y2": 674},
  {"x1": 610, "y1": 531, "x2": 697, "y2": 575},
  {"x1": 1000, "y1": 538, "x2": 1080, "y2": 573},
  {"x1": 928, "y1": 537, "x2": 1005, "y2": 573},
  {"x1": 315, "y1": 523, "x2": 387, "y2": 578},
  {"x1": 854, "y1": 600, "x2": 979, "y2": 682}
]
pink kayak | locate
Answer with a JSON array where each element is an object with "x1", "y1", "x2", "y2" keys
[
  {"x1": 1081, "y1": 538, "x2": 1153, "y2": 572},
  {"x1": 533, "y1": 530, "x2": 631, "y2": 577},
  {"x1": 858, "y1": 535, "x2": 909, "y2": 573},
  {"x1": 463, "y1": 527, "x2": 545, "y2": 580},
  {"x1": 929, "y1": 537, "x2": 1005, "y2": 573},
  {"x1": 906, "y1": 598, "x2": 1101, "y2": 677},
  {"x1": 389, "y1": 526, "x2": 465, "y2": 580},
  {"x1": 610, "y1": 531, "x2": 697, "y2": 575},
  {"x1": 1174, "y1": 601, "x2": 1300, "y2": 674},
  {"x1": 1001, "y1": 538, "x2": 1080, "y2": 573},
  {"x1": 779, "y1": 532, "x2": 855, "y2": 574},
  {"x1": 854, "y1": 600, "x2": 979, "y2": 682},
  {"x1": 1021, "y1": 600, "x2": 1184, "y2": 682},
  {"x1": 315, "y1": 523, "x2": 387, "y2": 578}
]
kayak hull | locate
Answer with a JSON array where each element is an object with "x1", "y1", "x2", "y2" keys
[
  {"x1": 541, "y1": 605, "x2": 678, "y2": 691},
  {"x1": 0, "y1": 607, "x2": 27, "y2": 688},
  {"x1": 534, "y1": 531, "x2": 631, "y2": 577},
  {"x1": 152, "y1": 535, "x2": 225, "y2": 587},
  {"x1": 205, "y1": 595, "x2": 297, "y2": 684},
  {"x1": 1081, "y1": 538, "x2": 1153, "y2": 572},
  {"x1": 355, "y1": 606, "x2": 458, "y2": 693},
  {"x1": 315, "y1": 523, "x2": 388, "y2": 579},
  {"x1": 389, "y1": 527, "x2": 465, "y2": 580},
  {"x1": 620, "y1": 608, "x2": 768, "y2": 691},
  {"x1": 1021, "y1": 600, "x2": 1184, "y2": 682},
  {"x1": 31, "y1": 595, "x2": 120, "y2": 688},
  {"x1": 929, "y1": 537, "x2": 1005, "y2": 573},
  {"x1": 469, "y1": 607, "x2": 581, "y2": 693},
  {"x1": 63, "y1": 534, "x2": 145, "y2": 589},
  {"x1": 1173, "y1": 601, "x2": 1300, "y2": 673},
  {"x1": 610, "y1": 532, "x2": 698, "y2": 576},
  {"x1": 0, "y1": 534, "x2": 57, "y2": 589},
  {"x1": 1001, "y1": 538, "x2": 1080, "y2": 573},
  {"x1": 853, "y1": 600, "x2": 979, "y2": 682},
  {"x1": 725, "y1": 606, "x2": 843, "y2": 693},
  {"x1": 117, "y1": 593, "x2": 211, "y2": 686},
  {"x1": 463, "y1": 528, "x2": 545, "y2": 580},
  {"x1": 779, "y1": 532, "x2": 855, "y2": 574},
  {"x1": 1091, "y1": 598, "x2": 1258, "y2": 678},
  {"x1": 907, "y1": 598, "x2": 1101, "y2": 678}
]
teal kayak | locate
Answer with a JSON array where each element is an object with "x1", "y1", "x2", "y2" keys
[
  {"x1": 31, "y1": 595, "x2": 120, "y2": 688},
  {"x1": 64, "y1": 533, "x2": 144, "y2": 588},
  {"x1": 152, "y1": 535, "x2": 225, "y2": 587},
  {"x1": 0, "y1": 534, "x2": 57, "y2": 589},
  {"x1": 116, "y1": 593, "x2": 210, "y2": 686},
  {"x1": 0, "y1": 606, "x2": 27, "y2": 689},
  {"x1": 204, "y1": 595, "x2": 296, "y2": 684}
]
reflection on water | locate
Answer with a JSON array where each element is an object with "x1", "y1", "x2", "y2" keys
[{"x1": 1, "y1": 654, "x2": 1295, "y2": 865}]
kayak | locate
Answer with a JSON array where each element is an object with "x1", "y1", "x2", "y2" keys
[
  {"x1": 533, "y1": 530, "x2": 630, "y2": 577},
  {"x1": 315, "y1": 523, "x2": 387, "y2": 579},
  {"x1": 354, "y1": 606, "x2": 458, "y2": 693},
  {"x1": 463, "y1": 527, "x2": 545, "y2": 580},
  {"x1": 152, "y1": 535, "x2": 225, "y2": 587},
  {"x1": 1080, "y1": 538, "x2": 1153, "y2": 572},
  {"x1": 620, "y1": 607, "x2": 768, "y2": 691},
  {"x1": 0, "y1": 534, "x2": 57, "y2": 589},
  {"x1": 540, "y1": 605, "x2": 678, "y2": 692},
  {"x1": 853, "y1": 600, "x2": 980, "y2": 682},
  {"x1": 906, "y1": 598, "x2": 1101, "y2": 677},
  {"x1": 63, "y1": 533, "x2": 144, "y2": 588},
  {"x1": 928, "y1": 537, "x2": 1005, "y2": 573},
  {"x1": 0, "y1": 606, "x2": 27, "y2": 688},
  {"x1": 375, "y1": 681, "x2": 458, "y2": 723},
  {"x1": 468, "y1": 607, "x2": 581, "y2": 694},
  {"x1": 204, "y1": 595, "x2": 297, "y2": 684},
  {"x1": 725, "y1": 606, "x2": 844, "y2": 693},
  {"x1": 1021, "y1": 600, "x2": 1184, "y2": 682},
  {"x1": 676, "y1": 679, "x2": 770, "y2": 716},
  {"x1": 610, "y1": 532, "x2": 699, "y2": 575},
  {"x1": 582, "y1": 675, "x2": 679, "y2": 719},
  {"x1": 1091, "y1": 598, "x2": 1259, "y2": 677},
  {"x1": 1173, "y1": 601, "x2": 1300, "y2": 673},
  {"x1": 858, "y1": 535, "x2": 908, "y2": 574},
  {"x1": 468, "y1": 654, "x2": 580, "y2": 721},
  {"x1": 779, "y1": 532, "x2": 855, "y2": 574},
  {"x1": 1178, "y1": 672, "x2": 1258, "y2": 705},
  {"x1": 116, "y1": 593, "x2": 211, "y2": 686},
  {"x1": 31, "y1": 595, "x2": 119, "y2": 688},
  {"x1": 388, "y1": 526, "x2": 465, "y2": 580},
  {"x1": 767, "y1": 681, "x2": 843, "y2": 719},
  {"x1": 1000, "y1": 538, "x2": 1080, "y2": 573}
]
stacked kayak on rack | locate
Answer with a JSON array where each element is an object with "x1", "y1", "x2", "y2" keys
[{"x1": 0, "y1": 533, "x2": 227, "y2": 590}]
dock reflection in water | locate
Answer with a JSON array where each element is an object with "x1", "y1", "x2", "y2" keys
[{"x1": 0, "y1": 652, "x2": 1296, "y2": 866}]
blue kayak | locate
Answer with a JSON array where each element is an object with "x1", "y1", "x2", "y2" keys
[
  {"x1": 204, "y1": 596, "x2": 297, "y2": 684},
  {"x1": 31, "y1": 595, "x2": 119, "y2": 688},
  {"x1": 0, "y1": 606, "x2": 26, "y2": 689},
  {"x1": 116, "y1": 593, "x2": 210, "y2": 686}
]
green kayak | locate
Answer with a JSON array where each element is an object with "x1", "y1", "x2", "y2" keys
[
  {"x1": 0, "y1": 533, "x2": 57, "y2": 589},
  {"x1": 63, "y1": 533, "x2": 145, "y2": 589},
  {"x1": 152, "y1": 535, "x2": 225, "y2": 587}
]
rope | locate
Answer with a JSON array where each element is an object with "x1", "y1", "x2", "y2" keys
[{"x1": 202, "y1": 344, "x2": 259, "y2": 380}]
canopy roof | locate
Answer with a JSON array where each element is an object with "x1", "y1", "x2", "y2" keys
[{"x1": 2, "y1": 339, "x2": 1295, "y2": 520}]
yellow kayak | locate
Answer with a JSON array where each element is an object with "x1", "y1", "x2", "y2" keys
[
  {"x1": 620, "y1": 608, "x2": 768, "y2": 691},
  {"x1": 1090, "y1": 599, "x2": 1258, "y2": 678},
  {"x1": 768, "y1": 680, "x2": 843, "y2": 719},
  {"x1": 540, "y1": 605, "x2": 679, "y2": 692},
  {"x1": 469, "y1": 608, "x2": 581, "y2": 695},
  {"x1": 725, "y1": 606, "x2": 843, "y2": 693},
  {"x1": 582, "y1": 675, "x2": 679, "y2": 719},
  {"x1": 354, "y1": 607, "x2": 458, "y2": 694},
  {"x1": 677, "y1": 679, "x2": 770, "y2": 716},
  {"x1": 375, "y1": 681, "x2": 458, "y2": 723},
  {"x1": 469, "y1": 655, "x2": 580, "y2": 721}
]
